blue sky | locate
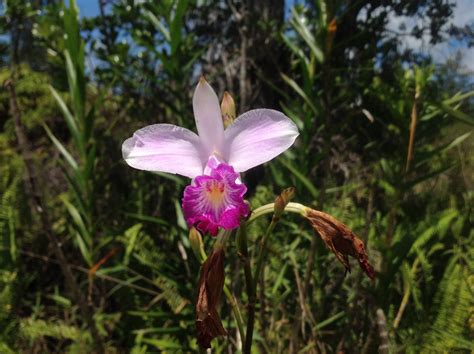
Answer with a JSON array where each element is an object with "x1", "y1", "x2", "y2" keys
[
  {"x1": 75, "y1": 0, "x2": 297, "y2": 18},
  {"x1": 76, "y1": 0, "x2": 100, "y2": 18}
]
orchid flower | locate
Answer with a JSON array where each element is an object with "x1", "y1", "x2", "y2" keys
[{"x1": 122, "y1": 77, "x2": 299, "y2": 235}]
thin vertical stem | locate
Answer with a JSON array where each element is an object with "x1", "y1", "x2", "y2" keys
[
  {"x1": 244, "y1": 213, "x2": 280, "y2": 353},
  {"x1": 393, "y1": 259, "x2": 420, "y2": 330},
  {"x1": 406, "y1": 84, "x2": 421, "y2": 173},
  {"x1": 223, "y1": 284, "x2": 246, "y2": 346},
  {"x1": 237, "y1": 222, "x2": 254, "y2": 354},
  {"x1": 258, "y1": 267, "x2": 266, "y2": 334},
  {"x1": 376, "y1": 308, "x2": 390, "y2": 354},
  {"x1": 252, "y1": 219, "x2": 277, "y2": 292},
  {"x1": 217, "y1": 230, "x2": 247, "y2": 347},
  {"x1": 214, "y1": 229, "x2": 231, "y2": 251}
]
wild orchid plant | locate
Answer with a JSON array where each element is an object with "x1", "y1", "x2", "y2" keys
[{"x1": 122, "y1": 78, "x2": 374, "y2": 351}]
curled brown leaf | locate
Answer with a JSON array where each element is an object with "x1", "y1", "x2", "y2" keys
[
  {"x1": 195, "y1": 248, "x2": 227, "y2": 348},
  {"x1": 305, "y1": 209, "x2": 375, "y2": 280}
]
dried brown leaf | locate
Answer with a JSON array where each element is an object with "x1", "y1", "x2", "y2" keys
[
  {"x1": 305, "y1": 209, "x2": 375, "y2": 280},
  {"x1": 195, "y1": 248, "x2": 227, "y2": 348}
]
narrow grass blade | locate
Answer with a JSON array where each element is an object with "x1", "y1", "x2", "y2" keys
[{"x1": 43, "y1": 124, "x2": 78, "y2": 171}]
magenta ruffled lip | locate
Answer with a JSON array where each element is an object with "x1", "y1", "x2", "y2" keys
[{"x1": 182, "y1": 163, "x2": 249, "y2": 236}]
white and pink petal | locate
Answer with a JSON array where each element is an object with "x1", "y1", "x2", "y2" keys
[
  {"x1": 192, "y1": 77, "x2": 225, "y2": 157},
  {"x1": 223, "y1": 109, "x2": 299, "y2": 172},
  {"x1": 122, "y1": 124, "x2": 205, "y2": 179}
]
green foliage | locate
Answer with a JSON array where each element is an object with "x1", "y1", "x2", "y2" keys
[
  {"x1": 422, "y1": 257, "x2": 472, "y2": 351},
  {"x1": 20, "y1": 317, "x2": 89, "y2": 342},
  {"x1": 1, "y1": 0, "x2": 473, "y2": 352},
  {"x1": 0, "y1": 137, "x2": 22, "y2": 266},
  {"x1": 44, "y1": 0, "x2": 104, "y2": 267},
  {"x1": 0, "y1": 66, "x2": 57, "y2": 134}
]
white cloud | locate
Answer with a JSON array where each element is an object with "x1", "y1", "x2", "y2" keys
[
  {"x1": 385, "y1": 0, "x2": 474, "y2": 72},
  {"x1": 451, "y1": 0, "x2": 474, "y2": 27}
]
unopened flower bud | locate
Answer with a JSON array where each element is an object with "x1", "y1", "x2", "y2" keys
[
  {"x1": 274, "y1": 187, "x2": 296, "y2": 219},
  {"x1": 221, "y1": 91, "x2": 236, "y2": 128},
  {"x1": 189, "y1": 227, "x2": 205, "y2": 263}
]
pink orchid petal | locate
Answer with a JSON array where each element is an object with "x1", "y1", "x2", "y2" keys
[
  {"x1": 182, "y1": 163, "x2": 249, "y2": 236},
  {"x1": 193, "y1": 78, "x2": 225, "y2": 156},
  {"x1": 223, "y1": 109, "x2": 299, "y2": 172},
  {"x1": 122, "y1": 124, "x2": 205, "y2": 178}
]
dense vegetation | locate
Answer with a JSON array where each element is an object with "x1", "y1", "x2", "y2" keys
[{"x1": 1, "y1": 0, "x2": 473, "y2": 352}]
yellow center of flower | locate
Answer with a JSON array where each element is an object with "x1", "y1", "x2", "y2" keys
[{"x1": 205, "y1": 181, "x2": 225, "y2": 207}]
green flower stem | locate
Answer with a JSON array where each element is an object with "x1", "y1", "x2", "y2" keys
[
  {"x1": 214, "y1": 228, "x2": 231, "y2": 250},
  {"x1": 252, "y1": 219, "x2": 276, "y2": 293},
  {"x1": 248, "y1": 202, "x2": 307, "y2": 224},
  {"x1": 244, "y1": 218, "x2": 278, "y2": 353},
  {"x1": 238, "y1": 221, "x2": 255, "y2": 354},
  {"x1": 237, "y1": 222, "x2": 252, "y2": 295},
  {"x1": 223, "y1": 283, "x2": 246, "y2": 345},
  {"x1": 237, "y1": 222, "x2": 253, "y2": 351},
  {"x1": 217, "y1": 230, "x2": 247, "y2": 348},
  {"x1": 243, "y1": 201, "x2": 307, "y2": 353}
]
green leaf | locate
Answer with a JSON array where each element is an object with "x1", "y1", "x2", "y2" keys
[
  {"x1": 0, "y1": 342, "x2": 15, "y2": 354},
  {"x1": 174, "y1": 200, "x2": 187, "y2": 231},
  {"x1": 409, "y1": 209, "x2": 458, "y2": 254},
  {"x1": 170, "y1": 0, "x2": 188, "y2": 54},
  {"x1": 440, "y1": 103, "x2": 474, "y2": 126},
  {"x1": 415, "y1": 132, "x2": 471, "y2": 168},
  {"x1": 280, "y1": 101, "x2": 304, "y2": 128},
  {"x1": 290, "y1": 8, "x2": 324, "y2": 62},
  {"x1": 20, "y1": 317, "x2": 87, "y2": 341},
  {"x1": 84, "y1": 144, "x2": 96, "y2": 181},
  {"x1": 63, "y1": 0, "x2": 80, "y2": 60},
  {"x1": 125, "y1": 213, "x2": 169, "y2": 226},
  {"x1": 133, "y1": 327, "x2": 183, "y2": 335},
  {"x1": 315, "y1": 311, "x2": 345, "y2": 330},
  {"x1": 60, "y1": 162, "x2": 87, "y2": 216},
  {"x1": 281, "y1": 73, "x2": 319, "y2": 115},
  {"x1": 124, "y1": 224, "x2": 143, "y2": 266},
  {"x1": 60, "y1": 196, "x2": 92, "y2": 251},
  {"x1": 65, "y1": 50, "x2": 85, "y2": 122},
  {"x1": 43, "y1": 124, "x2": 78, "y2": 171},
  {"x1": 271, "y1": 264, "x2": 288, "y2": 296},
  {"x1": 405, "y1": 164, "x2": 457, "y2": 189},
  {"x1": 153, "y1": 171, "x2": 185, "y2": 185},
  {"x1": 48, "y1": 86, "x2": 83, "y2": 154},
  {"x1": 281, "y1": 32, "x2": 310, "y2": 66},
  {"x1": 442, "y1": 90, "x2": 474, "y2": 105},
  {"x1": 64, "y1": 51, "x2": 77, "y2": 94},
  {"x1": 144, "y1": 10, "x2": 170, "y2": 42},
  {"x1": 141, "y1": 338, "x2": 182, "y2": 350},
  {"x1": 46, "y1": 294, "x2": 72, "y2": 308}
]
